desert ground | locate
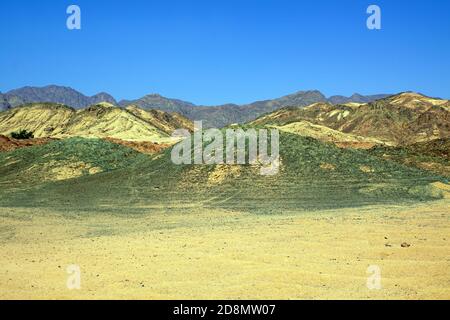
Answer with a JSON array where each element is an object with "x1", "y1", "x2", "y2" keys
[{"x1": 1, "y1": 197, "x2": 449, "y2": 300}]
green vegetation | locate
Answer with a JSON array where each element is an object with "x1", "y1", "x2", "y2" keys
[
  {"x1": 0, "y1": 137, "x2": 148, "y2": 185},
  {"x1": 0, "y1": 133, "x2": 444, "y2": 213},
  {"x1": 369, "y1": 138, "x2": 450, "y2": 178},
  {"x1": 11, "y1": 129, "x2": 34, "y2": 139}
]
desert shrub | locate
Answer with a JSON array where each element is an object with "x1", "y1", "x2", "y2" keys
[
  {"x1": 11, "y1": 129, "x2": 34, "y2": 139},
  {"x1": 408, "y1": 184, "x2": 443, "y2": 200}
]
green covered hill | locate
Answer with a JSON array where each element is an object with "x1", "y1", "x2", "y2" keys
[
  {"x1": 0, "y1": 138, "x2": 147, "y2": 185},
  {"x1": 0, "y1": 132, "x2": 444, "y2": 213}
]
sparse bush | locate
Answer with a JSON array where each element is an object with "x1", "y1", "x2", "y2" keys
[
  {"x1": 11, "y1": 129, "x2": 34, "y2": 140},
  {"x1": 408, "y1": 184, "x2": 443, "y2": 200}
]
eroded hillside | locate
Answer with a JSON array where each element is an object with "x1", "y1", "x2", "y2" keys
[
  {"x1": 0, "y1": 102, "x2": 193, "y2": 142},
  {"x1": 0, "y1": 133, "x2": 444, "y2": 212},
  {"x1": 251, "y1": 93, "x2": 450, "y2": 146}
]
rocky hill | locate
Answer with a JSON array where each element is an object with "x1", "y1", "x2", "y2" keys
[
  {"x1": 0, "y1": 102, "x2": 192, "y2": 142},
  {"x1": 251, "y1": 93, "x2": 450, "y2": 146},
  {"x1": 0, "y1": 132, "x2": 444, "y2": 211}
]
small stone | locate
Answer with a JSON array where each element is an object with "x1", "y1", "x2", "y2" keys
[{"x1": 401, "y1": 242, "x2": 411, "y2": 248}]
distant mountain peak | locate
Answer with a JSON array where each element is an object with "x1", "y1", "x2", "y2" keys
[
  {"x1": 287, "y1": 90, "x2": 326, "y2": 98},
  {"x1": 349, "y1": 93, "x2": 365, "y2": 98},
  {"x1": 328, "y1": 93, "x2": 390, "y2": 105},
  {"x1": 4, "y1": 85, "x2": 118, "y2": 109},
  {"x1": 1, "y1": 85, "x2": 395, "y2": 127}
]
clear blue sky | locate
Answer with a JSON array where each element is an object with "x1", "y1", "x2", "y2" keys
[{"x1": 1, "y1": 0, "x2": 449, "y2": 104}]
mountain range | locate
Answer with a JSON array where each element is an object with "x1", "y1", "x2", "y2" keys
[
  {"x1": 1, "y1": 86, "x2": 117, "y2": 110},
  {"x1": 1, "y1": 92, "x2": 448, "y2": 149},
  {"x1": 0, "y1": 85, "x2": 391, "y2": 127},
  {"x1": 0, "y1": 129, "x2": 444, "y2": 211},
  {"x1": 0, "y1": 89, "x2": 448, "y2": 210},
  {"x1": 251, "y1": 92, "x2": 450, "y2": 146}
]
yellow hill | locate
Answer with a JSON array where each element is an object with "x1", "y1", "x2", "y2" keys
[
  {"x1": 275, "y1": 121, "x2": 387, "y2": 149},
  {"x1": 59, "y1": 103, "x2": 169, "y2": 142},
  {"x1": 126, "y1": 105, "x2": 194, "y2": 134},
  {"x1": 0, "y1": 103, "x2": 193, "y2": 143},
  {"x1": 0, "y1": 103, "x2": 74, "y2": 137}
]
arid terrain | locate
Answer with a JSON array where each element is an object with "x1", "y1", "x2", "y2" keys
[
  {"x1": 0, "y1": 90, "x2": 449, "y2": 300},
  {"x1": 1, "y1": 196, "x2": 449, "y2": 300}
]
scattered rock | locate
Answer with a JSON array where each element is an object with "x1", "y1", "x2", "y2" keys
[{"x1": 401, "y1": 242, "x2": 411, "y2": 248}]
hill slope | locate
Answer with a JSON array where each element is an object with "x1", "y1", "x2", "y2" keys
[
  {"x1": 251, "y1": 93, "x2": 450, "y2": 145},
  {"x1": 125, "y1": 105, "x2": 194, "y2": 133},
  {"x1": 0, "y1": 132, "x2": 444, "y2": 212},
  {"x1": 369, "y1": 138, "x2": 450, "y2": 178},
  {"x1": 0, "y1": 135, "x2": 54, "y2": 152},
  {"x1": 0, "y1": 103, "x2": 193, "y2": 142},
  {"x1": 0, "y1": 138, "x2": 147, "y2": 185},
  {"x1": 274, "y1": 121, "x2": 386, "y2": 149},
  {"x1": 0, "y1": 103, "x2": 76, "y2": 137},
  {"x1": 0, "y1": 92, "x2": 11, "y2": 111},
  {"x1": 57, "y1": 103, "x2": 170, "y2": 142}
]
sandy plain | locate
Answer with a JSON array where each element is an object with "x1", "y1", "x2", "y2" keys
[{"x1": 0, "y1": 197, "x2": 449, "y2": 300}]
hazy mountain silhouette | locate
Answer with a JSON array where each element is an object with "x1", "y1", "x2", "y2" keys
[{"x1": 2, "y1": 85, "x2": 390, "y2": 127}]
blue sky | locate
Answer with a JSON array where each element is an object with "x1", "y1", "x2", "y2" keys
[{"x1": 1, "y1": 0, "x2": 449, "y2": 104}]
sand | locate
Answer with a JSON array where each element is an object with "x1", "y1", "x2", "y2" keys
[{"x1": 0, "y1": 200, "x2": 449, "y2": 300}]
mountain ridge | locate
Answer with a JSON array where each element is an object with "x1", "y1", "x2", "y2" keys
[
  {"x1": 2, "y1": 85, "x2": 391, "y2": 127},
  {"x1": 251, "y1": 92, "x2": 450, "y2": 146},
  {"x1": 4, "y1": 85, "x2": 117, "y2": 109}
]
